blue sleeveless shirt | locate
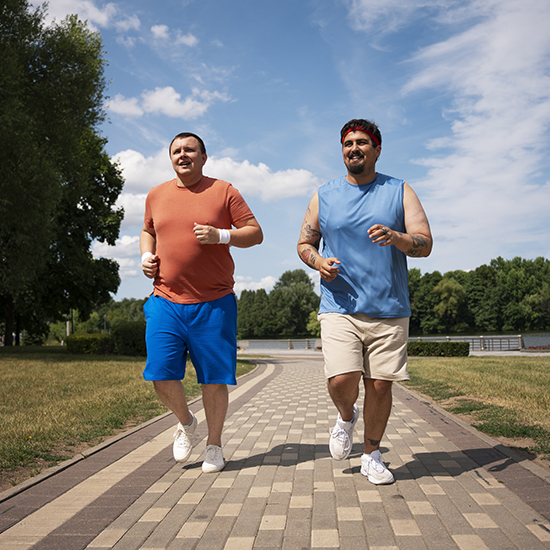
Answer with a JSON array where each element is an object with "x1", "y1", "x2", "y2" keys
[{"x1": 318, "y1": 173, "x2": 410, "y2": 318}]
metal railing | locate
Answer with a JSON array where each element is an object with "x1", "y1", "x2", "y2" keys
[{"x1": 239, "y1": 335, "x2": 524, "y2": 352}]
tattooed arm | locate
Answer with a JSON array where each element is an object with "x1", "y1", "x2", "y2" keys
[
  {"x1": 297, "y1": 192, "x2": 341, "y2": 281},
  {"x1": 367, "y1": 183, "x2": 433, "y2": 258}
]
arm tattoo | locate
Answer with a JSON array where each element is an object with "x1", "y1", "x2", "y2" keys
[
  {"x1": 300, "y1": 223, "x2": 321, "y2": 248},
  {"x1": 406, "y1": 234, "x2": 429, "y2": 257},
  {"x1": 299, "y1": 247, "x2": 318, "y2": 266}
]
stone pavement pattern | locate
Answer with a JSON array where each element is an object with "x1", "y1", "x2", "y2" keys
[{"x1": 1, "y1": 356, "x2": 550, "y2": 549}]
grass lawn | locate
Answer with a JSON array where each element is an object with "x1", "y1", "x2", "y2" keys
[
  {"x1": 403, "y1": 355, "x2": 550, "y2": 466},
  {"x1": 0, "y1": 346, "x2": 256, "y2": 490}
]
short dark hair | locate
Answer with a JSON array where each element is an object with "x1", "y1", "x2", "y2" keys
[
  {"x1": 169, "y1": 132, "x2": 207, "y2": 155},
  {"x1": 340, "y1": 119, "x2": 382, "y2": 148}
]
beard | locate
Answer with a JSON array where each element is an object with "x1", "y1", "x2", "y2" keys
[{"x1": 347, "y1": 156, "x2": 365, "y2": 175}]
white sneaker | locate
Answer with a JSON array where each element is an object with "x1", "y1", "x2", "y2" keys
[
  {"x1": 361, "y1": 450, "x2": 394, "y2": 484},
  {"x1": 329, "y1": 404, "x2": 359, "y2": 460},
  {"x1": 173, "y1": 412, "x2": 197, "y2": 463},
  {"x1": 202, "y1": 445, "x2": 225, "y2": 473}
]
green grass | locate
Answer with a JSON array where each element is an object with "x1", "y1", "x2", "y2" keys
[
  {"x1": 0, "y1": 347, "x2": 256, "y2": 484},
  {"x1": 404, "y1": 356, "x2": 550, "y2": 460}
]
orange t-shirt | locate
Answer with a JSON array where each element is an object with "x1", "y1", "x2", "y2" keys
[{"x1": 144, "y1": 176, "x2": 255, "y2": 304}]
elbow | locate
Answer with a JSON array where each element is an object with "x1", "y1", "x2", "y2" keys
[{"x1": 255, "y1": 228, "x2": 264, "y2": 245}]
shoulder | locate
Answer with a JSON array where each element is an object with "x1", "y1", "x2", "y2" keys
[
  {"x1": 204, "y1": 176, "x2": 231, "y2": 189},
  {"x1": 146, "y1": 179, "x2": 175, "y2": 199},
  {"x1": 319, "y1": 176, "x2": 347, "y2": 194},
  {"x1": 375, "y1": 173, "x2": 403, "y2": 187}
]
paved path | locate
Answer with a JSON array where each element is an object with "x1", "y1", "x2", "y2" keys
[{"x1": 1, "y1": 356, "x2": 550, "y2": 550}]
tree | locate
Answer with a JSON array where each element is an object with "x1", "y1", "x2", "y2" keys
[
  {"x1": 269, "y1": 270, "x2": 319, "y2": 337},
  {"x1": 433, "y1": 278, "x2": 467, "y2": 333},
  {"x1": 0, "y1": 1, "x2": 123, "y2": 344},
  {"x1": 307, "y1": 310, "x2": 321, "y2": 337},
  {"x1": 272, "y1": 269, "x2": 314, "y2": 290},
  {"x1": 409, "y1": 270, "x2": 444, "y2": 334}
]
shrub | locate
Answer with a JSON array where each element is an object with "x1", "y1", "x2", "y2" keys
[
  {"x1": 408, "y1": 341, "x2": 469, "y2": 357},
  {"x1": 66, "y1": 334, "x2": 115, "y2": 355},
  {"x1": 112, "y1": 320, "x2": 146, "y2": 356}
]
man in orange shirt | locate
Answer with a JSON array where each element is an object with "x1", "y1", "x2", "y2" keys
[{"x1": 141, "y1": 132, "x2": 263, "y2": 473}]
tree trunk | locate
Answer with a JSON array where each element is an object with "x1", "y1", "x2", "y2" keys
[{"x1": 4, "y1": 295, "x2": 14, "y2": 346}]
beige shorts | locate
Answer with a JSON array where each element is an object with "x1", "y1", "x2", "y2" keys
[{"x1": 319, "y1": 313, "x2": 410, "y2": 382}]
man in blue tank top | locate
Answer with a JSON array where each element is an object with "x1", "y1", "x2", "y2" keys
[{"x1": 297, "y1": 119, "x2": 433, "y2": 484}]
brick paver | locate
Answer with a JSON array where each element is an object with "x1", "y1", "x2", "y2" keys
[{"x1": 1, "y1": 355, "x2": 549, "y2": 549}]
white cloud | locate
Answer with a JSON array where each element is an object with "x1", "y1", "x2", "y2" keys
[
  {"x1": 401, "y1": 0, "x2": 550, "y2": 268},
  {"x1": 151, "y1": 24, "x2": 170, "y2": 40},
  {"x1": 342, "y1": 0, "x2": 458, "y2": 34},
  {"x1": 234, "y1": 275, "x2": 278, "y2": 295},
  {"x1": 116, "y1": 193, "x2": 147, "y2": 229},
  {"x1": 150, "y1": 24, "x2": 198, "y2": 46},
  {"x1": 113, "y1": 147, "x2": 320, "y2": 202},
  {"x1": 93, "y1": 235, "x2": 140, "y2": 279},
  {"x1": 115, "y1": 14, "x2": 140, "y2": 32},
  {"x1": 113, "y1": 148, "x2": 172, "y2": 194},
  {"x1": 108, "y1": 87, "x2": 230, "y2": 120},
  {"x1": 35, "y1": 0, "x2": 140, "y2": 33},
  {"x1": 107, "y1": 94, "x2": 143, "y2": 117},
  {"x1": 141, "y1": 87, "x2": 209, "y2": 118},
  {"x1": 176, "y1": 32, "x2": 199, "y2": 47},
  {"x1": 207, "y1": 157, "x2": 320, "y2": 201}
]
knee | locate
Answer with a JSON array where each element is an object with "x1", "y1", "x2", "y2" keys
[
  {"x1": 368, "y1": 379, "x2": 393, "y2": 398},
  {"x1": 328, "y1": 373, "x2": 361, "y2": 397}
]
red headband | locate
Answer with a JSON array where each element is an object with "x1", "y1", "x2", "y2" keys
[{"x1": 341, "y1": 126, "x2": 380, "y2": 147}]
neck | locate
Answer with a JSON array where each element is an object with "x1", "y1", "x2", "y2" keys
[
  {"x1": 176, "y1": 174, "x2": 203, "y2": 188},
  {"x1": 346, "y1": 169, "x2": 377, "y2": 186}
]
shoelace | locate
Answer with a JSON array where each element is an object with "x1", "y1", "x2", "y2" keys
[
  {"x1": 174, "y1": 424, "x2": 193, "y2": 441},
  {"x1": 205, "y1": 446, "x2": 222, "y2": 462},
  {"x1": 368, "y1": 455, "x2": 385, "y2": 472},
  {"x1": 331, "y1": 427, "x2": 351, "y2": 451}
]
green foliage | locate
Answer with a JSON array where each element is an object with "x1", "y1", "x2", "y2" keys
[
  {"x1": 238, "y1": 270, "x2": 319, "y2": 338},
  {"x1": 112, "y1": 321, "x2": 147, "y2": 356},
  {"x1": 407, "y1": 341, "x2": 470, "y2": 357},
  {"x1": 0, "y1": 0, "x2": 123, "y2": 345},
  {"x1": 307, "y1": 310, "x2": 321, "y2": 337},
  {"x1": 409, "y1": 256, "x2": 550, "y2": 334},
  {"x1": 66, "y1": 334, "x2": 115, "y2": 355}
]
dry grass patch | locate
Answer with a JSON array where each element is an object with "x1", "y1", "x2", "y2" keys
[
  {"x1": 404, "y1": 356, "x2": 550, "y2": 467},
  {"x1": 0, "y1": 347, "x2": 255, "y2": 490}
]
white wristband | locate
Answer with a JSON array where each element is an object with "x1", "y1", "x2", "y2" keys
[
  {"x1": 218, "y1": 229, "x2": 231, "y2": 244},
  {"x1": 141, "y1": 252, "x2": 153, "y2": 264}
]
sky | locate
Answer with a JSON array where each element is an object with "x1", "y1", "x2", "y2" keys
[{"x1": 35, "y1": 0, "x2": 550, "y2": 301}]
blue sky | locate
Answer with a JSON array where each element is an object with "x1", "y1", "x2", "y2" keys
[{"x1": 37, "y1": 0, "x2": 550, "y2": 300}]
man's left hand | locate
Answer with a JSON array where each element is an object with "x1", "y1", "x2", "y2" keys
[
  {"x1": 193, "y1": 223, "x2": 220, "y2": 244},
  {"x1": 368, "y1": 224, "x2": 394, "y2": 246}
]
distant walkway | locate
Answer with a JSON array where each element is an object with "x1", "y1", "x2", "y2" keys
[{"x1": 1, "y1": 356, "x2": 549, "y2": 549}]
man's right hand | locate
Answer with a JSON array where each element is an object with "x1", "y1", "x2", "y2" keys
[
  {"x1": 319, "y1": 257, "x2": 340, "y2": 282},
  {"x1": 142, "y1": 254, "x2": 159, "y2": 279}
]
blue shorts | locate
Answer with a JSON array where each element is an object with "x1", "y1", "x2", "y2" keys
[{"x1": 143, "y1": 293, "x2": 237, "y2": 385}]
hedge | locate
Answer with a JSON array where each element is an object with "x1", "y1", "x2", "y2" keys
[
  {"x1": 66, "y1": 334, "x2": 115, "y2": 355},
  {"x1": 111, "y1": 320, "x2": 147, "y2": 356},
  {"x1": 66, "y1": 321, "x2": 146, "y2": 356},
  {"x1": 407, "y1": 341, "x2": 470, "y2": 357}
]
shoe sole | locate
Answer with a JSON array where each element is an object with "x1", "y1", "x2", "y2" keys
[
  {"x1": 202, "y1": 462, "x2": 225, "y2": 473},
  {"x1": 360, "y1": 467, "x2": 394, "y2": 485}
]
